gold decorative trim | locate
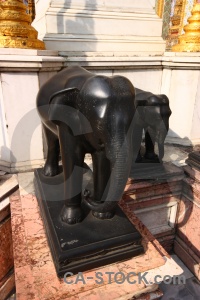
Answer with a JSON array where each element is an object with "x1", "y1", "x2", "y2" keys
[
  {"x1": 156, "y1": 0, "x2": 165, "y2": 18},
  {"x1": 0, "y1": 36, "x2": 45, "y2": 49},
  {"x1": 166, "y1": 0, "x2": 187, "y2": 49},
  {"x1": 28, "y1": 0, "x2": 36, "y2": 22},
  {"x1": 178, "y1": 0, "x2": 187, "y2": 35}
]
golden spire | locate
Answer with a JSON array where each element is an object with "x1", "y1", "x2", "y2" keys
[
  {"x1": 172, "y1": 2, "x2": 200, "y2": 52},
  {"x1": 0, "y1": 0, "x2": 45, "y2": 49},
  {"x1": 156, "y1": 0, "x2": 165, "y2": 18}
]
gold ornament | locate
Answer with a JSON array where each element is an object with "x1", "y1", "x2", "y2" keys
[
  {"x1": 156, "y1": 0, "x2": 165, "y2": 18},
  {"x1": 167, "y1": 0, "x2": 186, "y2": 49},
  {"x1": 28, "y1": 0, "x2": 36, "y2": 23},
  {"x1": 0, "y1": 0, "x2": 45, "y2": 49},
  {"x1": 167, "y1": 0, "x2": 182, "y2": 49},
  {"x1": 172, "y1": 2, "x2": 200, "y2": 52}
]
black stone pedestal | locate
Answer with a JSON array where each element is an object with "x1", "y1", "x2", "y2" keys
[
  {"x1": 34, "y1": 168, "x2": 144, "y2": 277},
  {"x1": 130, "y1": 162, "x2": 183, "y2": 181},
  {"x1": 186, "y1": 151, "x2": 200, "y2": 171}
]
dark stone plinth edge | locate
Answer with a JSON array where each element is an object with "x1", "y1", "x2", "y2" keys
[
  {"x1": 186, "y1": 159, "x2": 200, "y2": 172},
  {"x1": 186, "y1": 151, "x2": 200, "y2": 172}
]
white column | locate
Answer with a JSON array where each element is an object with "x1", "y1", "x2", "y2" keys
[
  {"x1": 190, "y1": 73, "x2": 200, "y2": 144},
  {"x1": 0, "y1": 80, "x2": 10, "y2": 171}
]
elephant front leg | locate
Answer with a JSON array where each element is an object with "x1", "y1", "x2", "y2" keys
[
  {"x1": 58, "y1": 124, "x2": 85, "y2": 225},
  {"x1": 91, "y1": 151, "x2": 114, "y2": 220},
  {"x1": 43, "y1": 124, "x2": 60, "y2": 176},
  {"x1": 144, "y1": 130, "x2": 159, "y2": 162}
]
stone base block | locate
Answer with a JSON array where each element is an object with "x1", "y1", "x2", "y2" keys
[
  {"x1": 186, "y1": 151, "x2": 200, "y2": 172},
  {"x1": 10, "y1": 172, "x2": 170, "y2": 300}
]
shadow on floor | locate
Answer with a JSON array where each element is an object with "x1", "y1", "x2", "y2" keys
[{"x1": 160, "y1": 276, "x2": 200, "y2": 300}]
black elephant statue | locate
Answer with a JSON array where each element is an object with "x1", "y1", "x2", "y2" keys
[
  {"x1": 36, "y1": 66, "x2": 139, "y2": 225},
  {"x1": 134, "y1": 88, "x2": 172, "y2": 163}
]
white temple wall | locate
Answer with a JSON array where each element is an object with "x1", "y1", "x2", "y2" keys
[
  {"x1": 161, "y1": 53, "x2": 200, "y2": 146},
  {"x1": 190, "y1": 72, "x2": 200, "y2": 144},
  {"x1": 0, "y1": 49, "x2": 65, "y2": 173},
  {"x1": 1, "y1": 72, "x2": 43, "y2": 161},
  {"x1": 33, "y1": 0, "x2": 52, "y2": 40}
]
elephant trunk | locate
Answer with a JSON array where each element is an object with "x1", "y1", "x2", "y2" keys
[{"x1": 84, "y1": 132, "x2": 133, "y2": 214}]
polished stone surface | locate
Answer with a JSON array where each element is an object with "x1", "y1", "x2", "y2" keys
[{"x1": 7, "y1": 254, "x2": 200, "y2": 300}]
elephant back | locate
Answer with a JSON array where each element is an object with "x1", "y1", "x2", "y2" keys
[{"x1": 78, "y1": 75, "x2": 135, "y2": 121}]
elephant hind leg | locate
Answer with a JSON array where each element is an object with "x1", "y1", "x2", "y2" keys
[{"x1": 43, "y1": 124, "x2": 60, "y2": 176}]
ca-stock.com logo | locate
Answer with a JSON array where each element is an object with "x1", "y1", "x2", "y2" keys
[{"x1": 63, "y1": 271, "x2": 186, "y2": 286}]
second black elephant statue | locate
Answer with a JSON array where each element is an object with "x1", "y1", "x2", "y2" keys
[
  {"x1": 36, "y1": 66, "x2": 139, "y2": 224},
  {"x1": 134, "y1": 88, "x2": 172, "y2": 163}
]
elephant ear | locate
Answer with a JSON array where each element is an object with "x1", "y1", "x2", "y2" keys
[
  {"x1": 146, "y1": 94, "x2": 170, "y2": 107},
  {"x1": 146, "y1": 94, "x2": 172, "y2": 116},
  {"x1": 48, "y1": 87, "x2": 92, "y2": 136},
  {"x1": 49, "y1": 87, "x2": 79, "y2": 106},
  {"x1": 159, "y1": 95, "x2": 172, "y2": 116}
]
